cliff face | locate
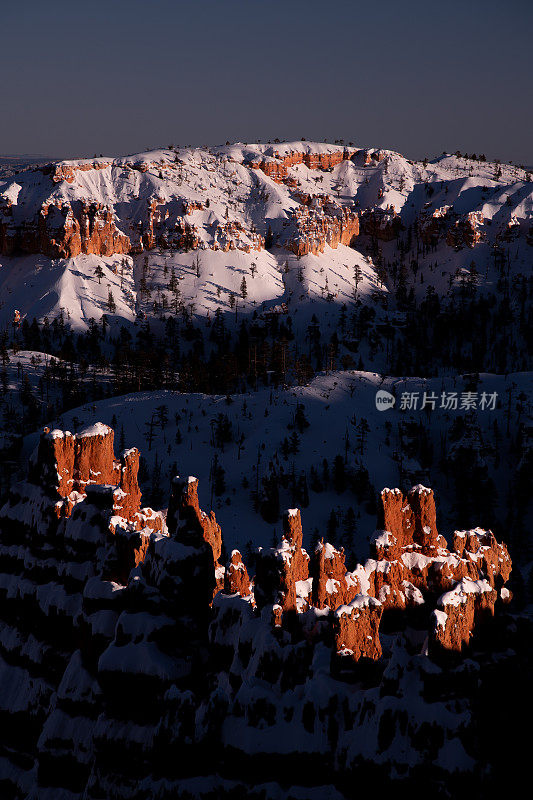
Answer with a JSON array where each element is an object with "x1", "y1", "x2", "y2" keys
[
  {"x1": 0, "y1": 426, "x2": 523, "y2": 799},
  {"x1": 282, "y1": 195, "x2": 360, "y2": 256},
  {"x1": 360, "y1": 205, "x2": 402, "y2": 240},
  {"x1": 248, "y1": 147, "x2": 356, "y2": 183},
  {"x1": 0, "y1": 198, "x2": 131, "y2": 258},
  {"x1": 446, "y1": 211, "x2": 484, "y2": 248}
]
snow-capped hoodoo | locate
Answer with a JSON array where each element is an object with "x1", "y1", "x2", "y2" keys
[{"x1": 0, "y1": 423, "x2": 522, "y2": 799}]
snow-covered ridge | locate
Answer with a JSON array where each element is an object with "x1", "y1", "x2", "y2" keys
[{"x1": 0, "y1": 139, "x2": 531, "y2": 332}]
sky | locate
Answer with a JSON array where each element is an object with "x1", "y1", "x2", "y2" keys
[{"x1": 1, "y1": 0, "x2": 531, "y2": 164}]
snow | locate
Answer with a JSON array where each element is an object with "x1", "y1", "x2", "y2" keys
[
  {"x1": 410, "y1": 484, "x2": 432, "y2": 495},
  {"x1": 295, "y1": 578, "x2": 313, "y2": 598},
  {"x1": 371, "y1": 529, "x2": 395, "y2": 547},
  {"x1": 98, "y1": 639, "x2": 184, "y2": 680},
  {"x1": 3, "y1": 141, "x2": 530, "y2": 559},
  {"x1": 402, "y1": 581, "x2": 425, "y2": 605},
  {"x1": 83, "y1": 576, "x2": 123, "y2": 601},
  {"x1": 439, "y1": 577, "x2": 493, "y2": 607},
  {"x1": 316, "y1": 541, "x2": 340, "y2": 559},
  {"x1": 46, "y1": 429, "x2": 72, "y2": 440},
  {"x1": 77, "y1": 422, "x2": 112, "y2": 438},
  {"x1": 433, "y1": 610, "x2": 448, "y2": 629},
  {"x1": 401, "y1": 551, "x2": 433, "y2": 571},
  {"x1": 335, "y1": 593, "x2": 381, "y2": 617}
]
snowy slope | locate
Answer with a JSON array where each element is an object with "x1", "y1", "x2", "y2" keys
[
  {"x1": 0, "y1": 253, "x2": 136, "y2": 329},
  {"x1": 29, "y1": 368, "x2": 533, "y2": 557}
]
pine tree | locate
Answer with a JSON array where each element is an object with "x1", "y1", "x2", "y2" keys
[
  {"x1": 169, "y1": 267, "x2": 177, "y2": 292},
  {"x1": 322, "y1": 458, "x2": 330, "y2": 487},
  {"x1": 332, "y1": 454, "x2": 346, "y2": 493},
  {"x1": 294, "y1": 402, "x2": 310, "y2": 433},
  {"x1": 310, "y1": 465, "x2": 323, "y2": 493},
  {"x1": 341, "y1": 507, "x2": 357, "y2": 547},
  {"x1": 297, "y1": 471, "x2": 309, "y2": 507},
  {"x1": 95, "y1": 264, "x2": 105, "y2": 284},
  {"x1": 356, "y1": 418, "x2": 370, "y2": 455},
  {"x1": 326, "y1": 510, "x2": 338, "y2": 541},
  {"x1": 213, "y1": 459, "x2": 226, "y2": 497},
  {"x1": 107, "y1": 289, "x2": 116, "y2": 313},
  {"x1": 354, "y1": 263, "x2": 363, "y2": 292},
  {"x1": 289, "y1": 430, "x2": 300, "y2": 454}
]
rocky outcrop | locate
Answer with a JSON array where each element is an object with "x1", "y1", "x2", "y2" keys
[
  {"x1": 212, "y1": 219, "x2": 264, "y2": 253},
  {"x1": 29, "y1": 423, "x2": 151, "y2": 527},
  {"x1": 224, "y1": 549, "x2": 252, "y2": 596},
  {"x1": 419, "y1": 207, "x2": 485, "y2": 249},
  {"x1": 32, "y1": 423, "x2": 116, "y2": 496},
  {"x1": 248, "y1": 147, "x2": 355, "y2": 183},
  {"x1": 364, "y1": 486, "x2": 511, "y2": 618},
  {"x1": 363, "y1": 148, "x2": 385, "y2": 164},
  {"x1": 254, "y1": 508, "x2": 310, "y2": 612},
  {"x1": 41, "y1": 160, "x2": 113, "y2": 184},
  {"x1": 360, "y1": 205, "x2": 403, "y2": 240},
  {"x1": 451, "y1": 527, "x2": 512, "y2": 586},
  {"x1": 0, "y1": 198, "x2": 131, "y2": 258},
  {"x1": 419, "y1": 204, "x2": 453, "y2": 245},
  {"x1": 166, "y1": 475, "x2": 225, "y2": 600},
  {"x1": 133, "y1": 197, "x2": 200, "y2": 253},
  {"x1": 167, "y1": 475, "x2": 222, "y2": 562},
  {"x1": 282, "y1": 195, "x2": 360, "y2": 256},
  {"x1": 446, "y1": 211, "x2": 484, "y2": 248},
  {"x1": 333, "y1": 594, "x2": 383, "y2": 660},
  {"x1": 238, "y1": 484, "x2": 511, "y2": 659},
  {"x1": 1, "y1": 146, "x2": 358, "y2": 260},
  {"x1": 431, "y1": 577, "x2": 497, "y2": 652},
  {"x1": 429, "y1": 527, "x2": 512, "y2": 653},
  {"x1": 312, "y1": 540, "x2": 360, "y2": 609}
]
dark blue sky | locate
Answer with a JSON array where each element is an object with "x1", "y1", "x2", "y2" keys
[{"x1": 2, "y1": 0, "x2": 531, "y2": 164}]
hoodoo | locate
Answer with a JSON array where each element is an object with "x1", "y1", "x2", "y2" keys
[{"x1": 0, "y1": 424, "x2": 520, "y2": 799}]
